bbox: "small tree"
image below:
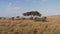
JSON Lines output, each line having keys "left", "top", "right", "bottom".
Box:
{"left": 23, "top": 11, "right": 41, "bottom": 20}
{"left": 23, "top": 11, "right": 41, "bottom": 16}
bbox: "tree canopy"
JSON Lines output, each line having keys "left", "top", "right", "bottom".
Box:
{"left": 23, "top": 11, "right": 41, "bottom": 17}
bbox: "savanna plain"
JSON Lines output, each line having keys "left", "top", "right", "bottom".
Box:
{"left": 0, "top": 16, "right": 60, "bottom": 34}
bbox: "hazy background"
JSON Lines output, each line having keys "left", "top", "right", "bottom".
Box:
{"left": 0, "top": 0, "right": 60, "bottom": 17}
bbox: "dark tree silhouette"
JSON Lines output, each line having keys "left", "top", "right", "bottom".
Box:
{"left": 23, "top": 11, "right": 41, "bottom": 20}
{"left": 23, "top": 11, "right": 41, "bottom": 17}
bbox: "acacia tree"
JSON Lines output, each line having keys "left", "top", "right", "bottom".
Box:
{"left": 23, "top": 11, "right": 41, "bottom": 16}
{"left": 23, "top": 11, "right": 41, "bottom": 19}
{"left": 30, "top": 11, "right": 41, "bottom": 16}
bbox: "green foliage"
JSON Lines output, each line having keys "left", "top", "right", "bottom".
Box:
{"left": 23, "top": 11, "right": 41, "bottom": 17}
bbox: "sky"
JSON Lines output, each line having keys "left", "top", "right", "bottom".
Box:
{"left": 0, "top": 0, "right": 60, "bottom": 17}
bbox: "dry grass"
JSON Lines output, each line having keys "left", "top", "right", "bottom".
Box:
{"left": 0, "top": 16, "right": 60, "bottom": 34}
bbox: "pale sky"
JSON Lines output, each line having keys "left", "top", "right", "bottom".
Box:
{"left": 0, "top": 0, "right": 60, "bottom": 17}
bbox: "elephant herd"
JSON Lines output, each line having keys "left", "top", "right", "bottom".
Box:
{"left": 33, "top": 17, "right": 47, "bottom": 22}
{"left": 0, "top": 16, "right": 47, "bottom": 22}
{"left": 21, "top": 16, "right": 47, "bottom": 22}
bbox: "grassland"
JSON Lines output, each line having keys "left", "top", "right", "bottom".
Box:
{"left": 0, "top": 16, "right": 60, "bottom": 34}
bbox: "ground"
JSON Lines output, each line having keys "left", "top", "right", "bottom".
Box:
{"left": 0, "top": 16, "right": 60, "bottom": 34}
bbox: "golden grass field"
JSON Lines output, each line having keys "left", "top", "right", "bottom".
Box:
{"left": 0, "top": 16, "right": 60, "bottom": 34}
